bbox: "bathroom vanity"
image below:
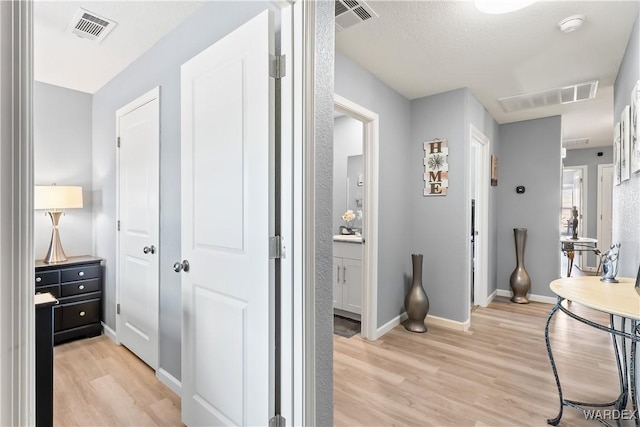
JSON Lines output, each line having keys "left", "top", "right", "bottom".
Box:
{"left": 333, "top": 235, "right": 363, "bottom": 318}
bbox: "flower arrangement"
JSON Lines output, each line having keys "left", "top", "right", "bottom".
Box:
{"left": 342, "top": 209, "right": 356, "bottom": 228}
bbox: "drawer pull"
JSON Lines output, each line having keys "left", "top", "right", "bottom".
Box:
{"left": 79, "top": 311, "right": 86, "bottom": 317}
{"left": 78, "top": 271, "right": 85, "bottom": 277}
{"left": 36, "top": 277, "right": 41, "bottom": 283}
{"left": 78, "top": 285, "right": 85, "bottom": 290}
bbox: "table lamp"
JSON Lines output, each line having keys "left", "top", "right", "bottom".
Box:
{"left": 34, "top": 185, "right": 83, "bottom": 263}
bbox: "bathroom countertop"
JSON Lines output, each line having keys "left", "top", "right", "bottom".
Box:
{"left": 333, "top": 235, "right": 363, "bottom": 243}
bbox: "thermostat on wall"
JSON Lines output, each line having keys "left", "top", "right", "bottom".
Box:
{"left": 516, "top": 186, "right": 525, "bottom": 194}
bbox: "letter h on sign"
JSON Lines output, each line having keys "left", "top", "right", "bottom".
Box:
{"left": 423, "top": 139, "right": 448, "bottom": 196}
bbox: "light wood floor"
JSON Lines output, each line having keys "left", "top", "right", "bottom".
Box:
{"left": 54, "top": 336, "right": 183, "bottom": 426}
{"left": 334, "top": 297, "right": 633, "bottom": 426}
{"left": 54, "top": 297, "right": 629, "bottom": 426}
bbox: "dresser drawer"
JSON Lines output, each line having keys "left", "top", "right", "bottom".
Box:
{"left": 60, "top": 279, "right": 100, "bottom": 298}
{"left": 36, "top": 285, "right": 60, "bottom": 299}
{"left": 60, "top": 299, "right": 100, "bottom": 330}
{"left": 35, "top": 271, "right": 59, "bottom": 286}
{"left": 61, "top": 265, "right": 100, "bottom": 283}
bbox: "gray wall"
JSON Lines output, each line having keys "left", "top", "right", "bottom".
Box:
{"left": 333, "top": 116, "right": 363, "bottom": 234}
{"left": 34, "top": 82, "right": 93, "bottom": 260}
{"left": 92, "top": 1, "right": 280, "bottom": 382}
{"left": 334, "top": 52, "right": 412, "bottom": 328}
{"left": 563, "top": 147, "right": 614, "bottom": 266}
{"left": 497, "top": 117, "right": 562, "bottom": 297}
{"left": 613, "top": 11, "right": 640, "bottom": 277}
{"left": 410, "top": 89, "right": 469, "bottom": 322}
{"left": 466, "top": 90, "right": 501, "bottom": 298}
{"left": 314, "top": 1, "right": 335, "bottom": 424}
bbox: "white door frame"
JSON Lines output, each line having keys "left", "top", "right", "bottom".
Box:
{"left": 114, "top": 87, "right": 160, "bottom": 364}
{"left": 597, "top": 163, "right": 614, "bottom": 259}
{"left": 333, "top": 94, "right": 379, "bottom": 341}
{"left": 563, "top": 165, "right": 588, "bottom": 268}
{"left": 468, "top": 125, "right": 489, "bottom": 308}
{"left": 0, "top": 0, "right": 35, "bottom": 424}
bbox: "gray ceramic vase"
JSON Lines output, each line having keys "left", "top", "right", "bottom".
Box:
{"left": 510, "top": 228, "right": 531, "bottom": 304}
{"left": 404, "top": 254, "right": 429, "bottom": 333}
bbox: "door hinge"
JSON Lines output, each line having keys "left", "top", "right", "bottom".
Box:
{"left": 269, "top": 236, "right": 285, "bottom": 259}
{"left": 117, "top": 303, "right": 120, "bottom": 315}
{"left": 117, "top": 136, "right": 121, "bottom": 148}
{"left": 269, "top": 415, "right": 286, "bottom": 427}
{"left": 269, "top": 54, "right": 286, "bottom": 79}
{"left": 117, "top": 220, "right": 120, "bottom": 231}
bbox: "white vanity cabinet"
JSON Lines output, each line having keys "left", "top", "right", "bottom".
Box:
{"left": 333, "top": 239, "right": 363, "bottom": 315}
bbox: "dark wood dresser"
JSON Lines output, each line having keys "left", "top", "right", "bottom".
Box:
{"left": 35, "top": 256, "right": 103, "bottom": 345}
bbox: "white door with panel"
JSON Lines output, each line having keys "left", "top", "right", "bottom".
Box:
{"left": 116, "top": 87, "right": 160, "bottom": 370}
{"left": 180, "top": 10, "right": 274, "bottom": 427}
{"left": 333, "top": 242, "right": 362, "bottom": 315}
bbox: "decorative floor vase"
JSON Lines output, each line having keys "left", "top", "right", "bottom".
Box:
{"left": 510, "top": 228, "right": 531, "bottom": 304}
{"left": 404, "top": 254, "right": 429, "bottom": 333}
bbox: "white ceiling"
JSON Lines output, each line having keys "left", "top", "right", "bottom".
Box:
{"left": 34, "top": 1, "right": 639, "bottom": 149}
{"left": 336, "top": 1, "right": 640, "bottom": 149}
{"left": 34, "top": 1, "right": 204, "bottom": 94}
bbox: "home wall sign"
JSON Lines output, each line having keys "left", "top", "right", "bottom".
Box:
{"left": 423, "top": 138, "right": 448, "bottom": 196}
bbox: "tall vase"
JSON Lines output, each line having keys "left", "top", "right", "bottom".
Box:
{"left": 510, "top": 228, "right": 531, "bottom": 304}
{"left": 404, "top": 254, "right": 429, "bottom": 333}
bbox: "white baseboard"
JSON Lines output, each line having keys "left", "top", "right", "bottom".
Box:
{"left": 486, "top": 290, "right": 497, "bottom": 305}
{"left": 376, "top": 311, "right": 472, "bottom": 339}
{"left": 375, "top": 312, "right": 408, "bottom": 339}
{"left": 426, "top": 313, "right": 470, "bottom": 332}
{"left": 101, "top": 322, "right": 119, "bottom": 344}
{"left": 496, "top": 289, "right": 557, "bottom": 304}
{"left": 157, "top": 368, "right": 182, "bottom": 397}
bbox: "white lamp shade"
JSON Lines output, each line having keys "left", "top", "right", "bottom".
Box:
{"left": 34, "top": 186, "right": 83, "bottom": 210}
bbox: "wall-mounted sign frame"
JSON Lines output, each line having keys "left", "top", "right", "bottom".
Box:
{"left": 423, "top": 139, "right": 448, "bottom": 196}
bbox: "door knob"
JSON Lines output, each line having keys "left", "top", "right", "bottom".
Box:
{"left": 143, "top": 245, "right": 156, "bottom": 254}
{"left": 173, "top": 260, "right": 190, "bottom": 273}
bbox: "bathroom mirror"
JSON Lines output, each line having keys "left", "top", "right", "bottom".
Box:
{"left": 346, "top": 154, "right": 363, "bottom": 230}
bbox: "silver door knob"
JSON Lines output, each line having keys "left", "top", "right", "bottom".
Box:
{"left": 173, "top": 260, "right": 190, "bottom": 273}
{"left": 143, "top": 245, "right": 156, "bottom": 254}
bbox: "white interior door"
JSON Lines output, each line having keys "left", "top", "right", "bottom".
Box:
{"left": 598, "top": 164, "right": 614, "bottom": 255}
{"left": 180, "top": 10, "right": 274, "bottom": 426}
{"left": 116, "top": 87, "right": 160, "bottom": 370}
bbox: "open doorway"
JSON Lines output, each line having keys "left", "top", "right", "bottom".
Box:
{"left": 560, "top": 165, "right": 587, "bottom": 275}
{"left": 333, "top": 94, "right": 379, "bottom": 341}
{"left": 469, "top": 126, "right": 490, "bottom": 310}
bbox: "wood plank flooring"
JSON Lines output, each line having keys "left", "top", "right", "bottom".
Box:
{"left": 54, "top": 335, "right": 183, "bottom": 426}
{"left": 55, "top": 297, "right": 630, "bottom": 426}
{"left": 334, "top": 297, "right": 634, "bottom": 426}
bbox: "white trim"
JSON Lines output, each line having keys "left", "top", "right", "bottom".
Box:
{"left": 597, "top": 163, "right": 614, "bottom": 262}
{"left": 115, "top": 86, "right": 160, "bottom": 369}
{"left": 563, "top": 164, "right": 590, "bottom": 269}
{"left": 426, "top": 314, "right": 471, "bottom": 332}
{"left": 0, "top": 1, "right": 35, "bottom": 424}
{"left": 468, "top": 125, "right": 490, "bottom": 309}
{"left": 157, "top": 368, "right": 182, "bottom": 397}
{"left": 376, "top": 313, "right": 408, "bottom": 338}
{"left": 496, "top": 289, "right": 557, "bottom": 305}
{"left": 101, "top": 322, "right": 119, "bottom": 344}
{"left": 486, "top": 289, "right": 497, "bottom": 305}
{"left": 334, "top": 94, "right": 380, "bottom": 342}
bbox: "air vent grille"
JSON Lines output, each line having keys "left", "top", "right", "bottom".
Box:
{"left": 67, "top": 8, "right": 117, "bottom": 43}
{"left": 563, "top": 138, "right": 590, "bottom": 148}
{"left": 498, "top": 80, "right": 599, "bottom": 113}
{"left": 335, "top": 0, "right": 378, "bottom": 32}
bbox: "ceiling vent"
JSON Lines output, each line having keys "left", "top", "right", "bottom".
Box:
{"left": 563, "top": 138, "right": 590, "bottom": 148}
{"left": 335, "top": 0, "right": 379, "bottom": 32}
{"left": 498, "top": 80, "right": 599, "bottom": 113}
{"left": 67, "top": 8, "right": 117, "bottom": 43}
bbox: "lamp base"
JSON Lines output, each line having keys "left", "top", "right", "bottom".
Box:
{"left": 43, "top": 211, "right": 68, "bottom": 264}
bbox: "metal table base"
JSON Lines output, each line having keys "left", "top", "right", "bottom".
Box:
{"left": 545, "top": 296, "right": 639, "bottom": 426}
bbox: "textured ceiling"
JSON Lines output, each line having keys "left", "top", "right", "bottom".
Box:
{"left": 336, "top": 0, "right": 640, "bottom": 149}
{"left": 35, "top": 1, "right": 205, "bottom": 94}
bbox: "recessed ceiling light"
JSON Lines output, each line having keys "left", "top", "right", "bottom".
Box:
{"left": 474, "top": 0, "right": 536, "bottom": 14}
{"left": 559, "top": 15, "right": 585, "bottom": 33}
